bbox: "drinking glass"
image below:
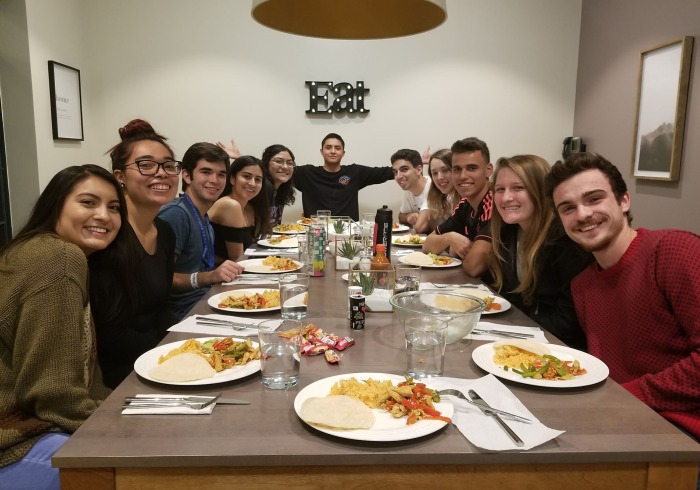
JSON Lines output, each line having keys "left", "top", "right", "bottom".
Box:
{"left": 279, "top": 272, "right": 309, "bottom": 319}
{"left": 258, "top": 319, "right": 302, "bottom": 389}
{"left": 394, "top": 264, "right": 421, "bottom": 294}
{"left": 404, "top": 317, "right": 447, "bottom": 378}
{"left": 361, "top": 212, "right": 375, "bottom": 253}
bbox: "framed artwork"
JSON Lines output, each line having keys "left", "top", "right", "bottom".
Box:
{"left": 48, "top": 61, "right": 84, "bottom": 141}
{"left": 631, "top": 36, "right": 693, "bottom": 181}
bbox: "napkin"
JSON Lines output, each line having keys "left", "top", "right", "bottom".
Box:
{"left": 429, "top": 375, "right": 564, "bottom": 450}
{"left": 222, "top": 276, "right": 279, "bottom": 286}
{"left": 121, "top": 394, "right": 215, "bottom": 415}
{"left": 244, "top": 247, "right": 298, "bottom": 257}
{"left": 466, "top": 321, "right": 548, "bottom": 342}
{"left": 168, "top": 314, "right": 278, "bottom": 336}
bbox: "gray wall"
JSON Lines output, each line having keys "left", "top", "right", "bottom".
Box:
{"left": 575, "top": 0, "right": 699, "bottom": 232}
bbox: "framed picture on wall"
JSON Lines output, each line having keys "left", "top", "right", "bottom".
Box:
{"left": 631, "top": 37, "right": 693, "bottom": 181}
{"left": 48, "top": 61, "right": 84, "bottom": 141}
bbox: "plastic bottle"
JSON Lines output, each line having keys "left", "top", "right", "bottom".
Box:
{"left": 371, "top": 244, "right": 390, "bottom": 270}
{"left": 373, "top": 205, "right": 392, "bottom": 257}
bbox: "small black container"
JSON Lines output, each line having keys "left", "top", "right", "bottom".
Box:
{"left": 373, "top": 205, "right": 392, "bottom": 257}
{"left": 350, "top": 293, "right": 366, "bottom": 330}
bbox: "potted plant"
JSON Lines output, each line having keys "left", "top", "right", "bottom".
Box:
{"left": 335, "top": 238, "right": 361, "bottom": 270}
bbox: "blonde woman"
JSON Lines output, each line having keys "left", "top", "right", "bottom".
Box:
{"left": 488, "top": 154, "right": 593, "bottom": 350}
{"left": 414, "top": 149, "right": 460, "bottom": 234}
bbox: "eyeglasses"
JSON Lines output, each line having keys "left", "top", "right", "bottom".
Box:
{"left": 270, "top": 158, "right": 295, "bottom": 168}
{"left": 126, "top": 159, "right": 182, "bottom": 176}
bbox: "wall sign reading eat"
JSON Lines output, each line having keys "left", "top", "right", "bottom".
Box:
{"left": 305, "top": 81, "right": 369, "bottom": 115}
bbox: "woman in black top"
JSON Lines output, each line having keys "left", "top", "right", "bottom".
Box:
{"left": 92, "top": 119, "right": 179, "bottom": 388}
{"left": 209, "top": 156, "right": 271, "bottom": 261}
{"left": 261, "top": 144, "right": 296, "bottom": 226}
{"left": 486, "top": 154, "right": 593, "bottom": 351}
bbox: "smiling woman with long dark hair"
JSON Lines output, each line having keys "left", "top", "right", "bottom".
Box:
{"left": 0, "top": 164, "right": 131, "bottom": 489}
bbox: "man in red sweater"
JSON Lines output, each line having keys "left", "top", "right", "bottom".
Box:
{"left": 546, "top": 152, "right": 700, "bottom": 448}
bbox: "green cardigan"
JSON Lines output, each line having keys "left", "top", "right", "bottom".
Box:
{"left": 0, "top": 234, "right": 111, "bottom": 467}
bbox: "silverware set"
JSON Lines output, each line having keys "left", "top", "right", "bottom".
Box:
{"left": 122, "top": 394, "right": 251, "bottom": 410}
{"left": 195, "top": 316, "right": 264, "bottom": 330}
{"left": 437, "top": 389, "right": 531, "bottom": 424}
{"left": 471, "top": 328, "right": 535, "bottom": 339}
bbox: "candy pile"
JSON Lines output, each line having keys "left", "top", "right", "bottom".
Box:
{"left": 300, "top": 324, "right": 355, "bottom": 364}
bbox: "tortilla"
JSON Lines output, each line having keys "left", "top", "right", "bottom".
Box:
{"left": 492, "top": 339, "right": 552, "bottom": 357}
{"left": 403, "top": 251, "right": 433, "bottom": 266}
{"left": 299, "top": 395, "right": 375, "bottom": 430}
{"left": 148, "top": 352, "right": 216, "bottom": 382}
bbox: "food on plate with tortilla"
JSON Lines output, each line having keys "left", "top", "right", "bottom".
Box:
{"left": 299, "top": 395, "right": 375, "bottom": 430}
{"left": 492, "top": 339, "right": 587, "bottom": 381}
{"left": 150, "top": 337, "right": 260, "bottom": 382}
{"left": 273, "top": 223, "right": 307, "bottom": 233}
{"left": 267, "top": 234, "right": 293, "bottom": 245}
{"left": 262, "top": 255, "right": 299, "bottom": 270}
{"left": 403, "top": 251, "right": 452, "bottom": 266}
{"left": 329, "top": 377, "right": 451, "bottom": 425}
{"left": 393, "top": 234, "right": 425, "bottom": 245}
{"left": 455, "top": 288, "right": 501, "bottom": 312}
{"left": 218, "top": 290, "right": 280, "bottom": 309}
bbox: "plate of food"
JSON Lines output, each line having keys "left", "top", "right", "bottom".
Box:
{"left": 208, "top": 288, "right": 281, "bottom": 313}
{"left": 258, "top": 235, "right": 299, "bottom": 248}
{"left": 399, "top": 252, "right": 462, "bottom": 268}
{"left": 392, "top": 234, "right": 426, "bottom": 247}
{"left": 297, "top": 217, "right": 319, "bottom": 226}
{"left": 392, "top": 223, "right": 410, "bottom": 233}
{"left": 294, "top": 373, "right": 453, "bottom": 442}
{"left": 238, "top": 257, "right": 302, "bottom": 273}
{"left": 472, "top": 340, "right": 609, "bottom": 388}
{"left": 453, "top": 288, "right": 511, "bottom": 314}
{"left": 271, "top": 223, "right": 307, "bottom": 234}
{"left": 134, "top": 337, "right": 261, "bottom": 385}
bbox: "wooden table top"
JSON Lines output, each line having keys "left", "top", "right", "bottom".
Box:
{"left": 53, "top": 257, "right": 700, "bottom": 471}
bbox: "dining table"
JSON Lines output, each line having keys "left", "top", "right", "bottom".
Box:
{"left": 53, "top": 246, "right": 700, "bottom": 490}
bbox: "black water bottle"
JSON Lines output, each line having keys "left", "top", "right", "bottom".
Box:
{"left": 373, "top": 205, "right": 392, "bottom": 257}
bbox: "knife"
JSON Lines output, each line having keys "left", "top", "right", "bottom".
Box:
{"left": 468, "top": 389, "right": 524, "bottom": 447}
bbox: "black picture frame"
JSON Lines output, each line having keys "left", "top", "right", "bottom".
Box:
{"left": 48, "top": 61, "right": 84, "bottom": 141}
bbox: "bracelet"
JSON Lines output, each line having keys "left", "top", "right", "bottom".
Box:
{"left": 190, "top": 272, "right": 200, "bottom": 290}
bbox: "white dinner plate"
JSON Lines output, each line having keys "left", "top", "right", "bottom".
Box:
{"left": 294, "top": 373, "right": 453, "bottom": 442}
{"left": 398, "top": 255, "right": 462, "bottom": 268}
{"left": 134, "top": 337, "right": 261, "bottom": 386}
{"left": 472, "top": 343, "right": 609, "bottom": 388}
{"left": 392, "top": 235, "right": 426, "bottom": 247}
{"left": 258, "top": 236, "right": 299, "bottom": 248}
{"left": 207, "top": 289, "right": 281, "bottom": 313}
{"left": 238, "top": 258, "right": 302, "bottom": 274}
{"left": 452, "top": 289, "right": 512, "bottom": 315}
{"left": 392, "top": 224, "right": 410, "bottom": 233}
{"left": 271, "top": 224, "right": 307, "bottom": 235}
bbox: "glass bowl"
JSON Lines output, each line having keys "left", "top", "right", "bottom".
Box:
{"left": 390, "top": 290, "right": 487, "bottom": 344}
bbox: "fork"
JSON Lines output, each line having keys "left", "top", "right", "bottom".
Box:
{"left": 471, "top": 329, "right": 535, "bottom": 340}
{"left": 195, "top": 316, "right": 264, "bottom": 330}
{"left": 437, "top": 389, "right": 531, "bottom": 423}
{"left": 430, "top": 283, "right": 481, "bottom": 289}
{"left": 123, "top": 394, "right": 222, "bottom": 410}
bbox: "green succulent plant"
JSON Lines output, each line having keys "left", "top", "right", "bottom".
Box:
{"left": 333, "top": 219, "right": 346, "bottom": 234}
{"left": 353, "top": 272, "right": 376, "bottom": 296}
{"left": 337, "top": 239, "right": 359, "bottom": 259}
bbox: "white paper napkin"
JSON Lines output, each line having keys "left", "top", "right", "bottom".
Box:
{"left": 222, "top": 277, "right": 279, "bottom": 286}
{"left": 168, "top": 314, "right": 279, "bottom": 336}
{"left": 429, "top": 375, "right": 564, "bottom": 450}
{"left": 244, "top": 247, "right": 298, "bottom": 257}
{"left": 466, "top": 321, "right": 548, "bottom": 342}
{"left": 121, "top": 394, "right": 215, "bottom": 415}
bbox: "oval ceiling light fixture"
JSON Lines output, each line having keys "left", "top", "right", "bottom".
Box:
{"left": 251, "top": 0, "right": 447, "bottom": 40}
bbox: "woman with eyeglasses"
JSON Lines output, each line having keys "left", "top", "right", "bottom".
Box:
{"left": 93, "top": 119, "right": 180, "bottom": 388}
{"left": 261, "top": 144, "right": 296, "bottom": 226}
{"left": 209, "top": 156, "right": 271, "bottom": 261}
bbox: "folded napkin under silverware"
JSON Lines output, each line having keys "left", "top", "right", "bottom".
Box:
{"left": 194, "top": 316, "right": 263, "bottom": 330}
{"left": 437, "top": 389, "right": 531, "bottom": 423}
{"left": 468, "top": 389, "right": 524, "bottom": 447}
{"left": 472, "top": 329, "right": 535, "bottom": 339}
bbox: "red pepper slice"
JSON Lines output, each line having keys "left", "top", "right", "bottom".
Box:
{"left": 401, "top": 398, "right": 420, "bottom": 410}
{"left": 417, "top": 402, "right": 440, "bottom": 417}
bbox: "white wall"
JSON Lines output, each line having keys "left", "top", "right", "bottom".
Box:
{"left": 6, "top": 0, "right": 582, "bottom": 227}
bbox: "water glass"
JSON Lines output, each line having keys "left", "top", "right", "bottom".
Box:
{"left": 395, "top": 264, "right": 421, "bottom": 294}
{"left": 361, "top": 212, "right": 375, "bottom": 252}
{"left": 279, "top": 272, "right": 309, "bottom": 319}
{"left": 258, "top": 319, "right": 302, "bottom": 389}
{"left": 404, "top": 317, "right": 447, "bottom": 379}
{"left": 296, "top": 233, "right": 309, "bottom": 269}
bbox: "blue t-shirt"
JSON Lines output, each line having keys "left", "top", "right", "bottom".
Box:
{"left": 158, "top": 196, "right": 214, "bottom": 320}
